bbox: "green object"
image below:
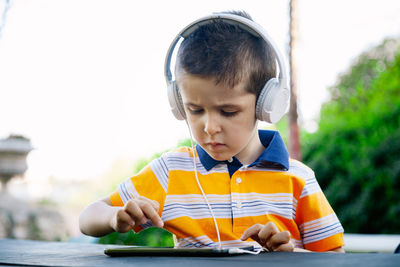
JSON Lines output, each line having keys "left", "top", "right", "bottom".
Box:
{"left": 98, "top": 227, "right": 174, "bottom": 247}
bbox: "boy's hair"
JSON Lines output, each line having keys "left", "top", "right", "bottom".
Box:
{"left": 176, "top": 10, "right": 276, "bottom": 98}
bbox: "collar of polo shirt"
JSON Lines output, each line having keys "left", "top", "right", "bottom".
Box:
{"left": 196, "top": 130, "right": 289, "bottom": 177}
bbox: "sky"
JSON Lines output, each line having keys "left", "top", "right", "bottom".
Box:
{"left": 1, "top": 0, "right": 400, "bottom": 183}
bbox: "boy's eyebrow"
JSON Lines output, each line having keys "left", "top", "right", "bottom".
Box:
{"left": 185, "top": 102, "right": 241, "bottom": 109}
{"left": 217, "top": 104, "right": 241, "bottom": 109}
{"left": 185, "top": 102, "right": 201, "bottom": 107}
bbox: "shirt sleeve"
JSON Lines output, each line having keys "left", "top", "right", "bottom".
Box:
{"left": 294, "top": 172, "right": 345, "bottom": 252}
{"left": 109, "top": 154, "right": 169, "bottom": 232}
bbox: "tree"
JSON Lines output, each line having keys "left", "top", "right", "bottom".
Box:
{"left": 302, "top": 38, "right": 400, "bottom": 233}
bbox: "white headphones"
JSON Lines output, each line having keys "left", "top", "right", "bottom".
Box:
{"left": 164, "top": 13, "right": 290, "bottom": 124}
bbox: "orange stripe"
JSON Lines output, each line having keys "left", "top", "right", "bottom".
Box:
{"left": 109, "top": 191, "right": 123, "bottom": 206}
{"left": 305, "top": 233, "right": 345, "bottom": 252}
{"left": 295, "top": 192, "right": 334, "bottom": 223}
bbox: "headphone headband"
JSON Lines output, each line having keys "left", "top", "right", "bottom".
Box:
{"left": 165, "top": 13, "right": 288, "bottom": 90}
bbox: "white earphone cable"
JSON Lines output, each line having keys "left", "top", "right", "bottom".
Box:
{"left": 228, "top": 248, "right": 263, "bottom": 255}
{"left": 185, "top": 121, "right": 222, "bottom": 250}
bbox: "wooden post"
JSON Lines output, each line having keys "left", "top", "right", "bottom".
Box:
{"left": 289, "top": 0, "right": 302, "bottom": 160}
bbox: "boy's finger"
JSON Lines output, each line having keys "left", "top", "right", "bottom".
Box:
{"left": 273, "top": 240, "right": 294, "bottom": 252}
{"left": 115, "top": 209, "right": 135, "bottom": 232}
{"left": 117, "top": 209, "right": 135, "bottom": 226}
{"left": 240, "top": 224, "right": 263, "bottom": 241}
{"left": 138, "top": 196, "right": 160, "bottom": 212}
{"left": 270, "top": 231, "right": 291, "bottom": 250}
{"left": 125, "top": 200, "right": 146, "bottom": 224}
{"left": 152, "top": 200, "right": 160, "bottom": 211}
{"left": 139, "top": 200, "right": 164, "bottom": 228}
{"left": 258, "top": 222, "right": 280, "bottom": 245}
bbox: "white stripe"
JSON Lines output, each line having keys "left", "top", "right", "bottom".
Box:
{"left": 303, "top": 223, "right": 344, "bottom": 244}
{"left": 150, "top": 156, "right": 169, "bottom": 192}
{"left": 117, "top": 183, "right": 129, "bottom": 204}
{"left": 165, "top": 194, "right": 231, "bottom": 202}
{"left": 300, "top": 213, "right": 344, "bottom": 244}
{"left": 166, "top": 151, "right": 228, "bottom": 175}
{"left": 231, "top": 192, "right": 295, "bottom": 201}
{"left": 300, "top": 213, "right": 339, "bottom": 232}
{"left": 287, "top": 160, "right": 322, "bottom": 198}
{"left": 176, "top": 235, "right": 261, "bottom": 249}
{"left": 163, "top": 195, "right": 232, "bottom": 221}
{"left": 232, "top": 192, "right": 295, "bottom": 220}
{"left": 162, "top": 193, "right": 296, "bottom": 221}
{"left": 118, "top": 179, "right": 140, "bottom": 204}
{"left": 292, "top": 197, "right": 298, "bottom": 219}
{"left": 292, "top": 238, "right": 304, "bottom": 248}
{"left": 177, "top": 235, "right": 214, "bottom": 248}
{"left": 299, "top": 176, "right": 322, "bottom": 198}
{"left": 288, "top": 160, "right": 315, "bottom": 179}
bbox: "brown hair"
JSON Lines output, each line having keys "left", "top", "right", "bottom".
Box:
{"left": 176, "top": 10, "right": 276, "bottom": 98}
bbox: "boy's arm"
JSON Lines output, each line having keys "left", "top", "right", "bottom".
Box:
{"left": 79, "top": 197, "right": 122, "bottom": 237}
{"left": 79, "top": 196, "right": 163, "bottom": 237}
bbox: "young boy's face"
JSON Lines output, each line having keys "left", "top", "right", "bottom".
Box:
{"left": 177, "top": 73, "right": 261, "bottom": 164}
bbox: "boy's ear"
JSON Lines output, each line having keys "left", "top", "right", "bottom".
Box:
{"left": 167, "top": 82, "right": 186, "bottom": 120}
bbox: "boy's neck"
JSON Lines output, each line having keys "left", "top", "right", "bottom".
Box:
{"left": 235, "top": 129, "right": 264, "bottom": 166}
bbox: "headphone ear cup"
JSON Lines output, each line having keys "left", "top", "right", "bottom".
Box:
{"left": 167, "top": 82, "right": 186, "bottom": 120}
{"left": 256, "top": 78, "right": 290, "bottom": 123}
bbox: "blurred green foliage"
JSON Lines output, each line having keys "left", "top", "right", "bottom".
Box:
{"left": 98, "top": 227, "right": 174, "bottom": 247}
{"left": 302, "top": 38, "right": 400, "bottom": 233}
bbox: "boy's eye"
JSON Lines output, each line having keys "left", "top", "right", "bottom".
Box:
{"left": 221, "top": 110, "right": 238, "bottom": 117}
{"left": 188, "top": 108, "right": 204, "bottom": 115}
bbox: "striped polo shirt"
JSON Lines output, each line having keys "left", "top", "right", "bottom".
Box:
{"left": 109, "top": 130, "right": 344, "bottom": 252}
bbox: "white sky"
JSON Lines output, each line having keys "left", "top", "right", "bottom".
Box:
{"left": 1, "top": 0, "right": 400, "bottom": 182}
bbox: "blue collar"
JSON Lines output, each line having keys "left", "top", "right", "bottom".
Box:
{"left": 196, "top": 130, "right": 289, "bottom": 177}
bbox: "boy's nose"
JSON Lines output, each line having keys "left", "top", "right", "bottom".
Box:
{"left": 204, "top": 114, "right": 221, "bottom": 136}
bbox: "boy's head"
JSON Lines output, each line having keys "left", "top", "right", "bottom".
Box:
{"left": 175, "top": 10, "right": 276, "bottom": 99}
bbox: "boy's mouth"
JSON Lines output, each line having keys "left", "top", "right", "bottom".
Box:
{"left": 206, "top": 142, "right": 226, "bottom": 150}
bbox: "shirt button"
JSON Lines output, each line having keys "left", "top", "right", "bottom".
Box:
{"left": 236, "top": 177, "right": 242, "bottom": 184}
{"left": 237, "top": 202, "right": 242, "bottom": 209}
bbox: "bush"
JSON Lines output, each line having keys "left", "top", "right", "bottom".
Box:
{"left": 302, "top": 39, "right": 400, "bottom": 233}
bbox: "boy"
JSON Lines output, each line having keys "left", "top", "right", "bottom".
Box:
{"left": 79, "top": 11, "right": 344, "bottom": 252}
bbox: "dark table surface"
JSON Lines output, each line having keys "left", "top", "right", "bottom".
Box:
{"left": 0, "top": 238, "right": 399, "bottom": 267}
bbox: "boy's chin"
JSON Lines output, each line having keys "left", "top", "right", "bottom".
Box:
{"left": 208, "top": 152, "right": 233, "bottom": 162}
{"left": 199, "top": 145, "right": 235, "bottom": 161}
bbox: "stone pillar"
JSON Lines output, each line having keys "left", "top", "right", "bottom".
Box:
{"left": 0, "top": 135, "right": 33, "bottom": 191}
{"left": 0, "top": 135, "right": 69, "bottom": 241}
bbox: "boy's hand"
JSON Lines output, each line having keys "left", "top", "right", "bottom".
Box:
{"left": 240, "top": 222, "right": 294, "bottom": 252}
{"left": 110, "top": 196, "right": 164, "bottom": 233}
